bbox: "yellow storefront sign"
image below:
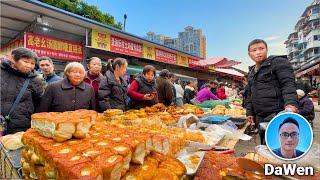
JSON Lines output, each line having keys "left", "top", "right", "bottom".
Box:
{"left": 143, "top": 44, "right": 155, "bottom": 60}
{"left": 177, "top": 54, "right": 189, "bottom": 67}
{"left": 91, "top": 29, "right": 110, "bottom": 51}
{"left": 208, "top": 66, "right": 215, "bottom": 71}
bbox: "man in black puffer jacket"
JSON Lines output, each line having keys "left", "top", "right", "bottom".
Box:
{"left": 246, "top": 39, "right": 298, "bottom": 144}
{"left": 1, "top": 48, "right": 44, "bottom": 134}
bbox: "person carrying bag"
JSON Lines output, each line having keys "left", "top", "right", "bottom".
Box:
{"left": 0, "top": 78, "right": 30, "bottom": 136}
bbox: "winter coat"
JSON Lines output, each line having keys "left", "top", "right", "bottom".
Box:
{"left": 246, "top": 56, "right": 298, "bottom": 118}
{"left": 298, "top": 96, "right": 315, "bottom": 121}
{"left": 98, "top": 71, "right": 128, "bottom": 111}
{"left": 128, "top": 75, "right": 158, "bottom": 109}
{"left": 174, "top": 83, "right": 184, "bottom": 99}
{"left": 217, "top": 87, "right": 227, "bottom": 100}
{"left": 242, "top": 84, "right": 249, "bottom": 108}
{"left": 84, "top": 72, "right": 104, "bottom": 98}
{"left": 156, "top": 76, "right": 174, "bottom": 106}
{"left": 184, "top": 86, "right": 196, "bottom": 104}
{"left": 45, "top": 73, "right": 62, "bottom": 84}
{"left": 37, "top": 78, "right": 96, "bottom": 112}
{"left": 1, "top": 61, "right": 44, "bottom": 134}
{"left": 196, "top": 87, "right": 219, "bottom": 103}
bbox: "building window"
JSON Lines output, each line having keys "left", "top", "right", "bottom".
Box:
{"left": 190, "top": 44, "right": 194, "bottom": 53}
{"left": 312, "top": 6, "right": 320, "bottom": 14}
{"left": 314, "top": 35, "right": 320, "bottom": 41}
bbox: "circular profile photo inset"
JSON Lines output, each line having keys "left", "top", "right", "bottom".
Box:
{"left": 265, "top": 112, "right": 313, "bottom": 161}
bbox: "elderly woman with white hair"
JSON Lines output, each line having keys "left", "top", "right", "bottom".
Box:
{"left": 37, "top": 62, "right": 96, "bottom": 112}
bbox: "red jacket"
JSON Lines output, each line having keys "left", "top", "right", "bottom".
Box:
{"left": 217, "top": 87, "right": 227, "bottom": 100}
{"left": 128, "top": 78, "right": 158, "bottom": 108}
{"left": 128, "top": 80, "right": 145, "bottom": 100}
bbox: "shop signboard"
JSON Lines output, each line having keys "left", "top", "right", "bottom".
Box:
{"left": 110, "top": 35, "right": 143, "bottom": 57}
{"left": 155, "top": 48, "right": 177, "bottom": 65}
{"left": 188, "top": 57, "right": 200, "bottom": 69}
{"left": 91, "top": 29, "right": 110, "bottom": 51}
{"left": 0, "top": 38, "right": 24, "bottom": 56}
{"left": 208, "top": 66, "right": 215, "bottom": 71}
{"left": 143, "top": 44, "right": 155, "bottom": 60}
{"left": 177, "top": 53, "right": 189, "bottom": 67}
{"left": 26, "top": 32, "right": 83, "bottom": 61}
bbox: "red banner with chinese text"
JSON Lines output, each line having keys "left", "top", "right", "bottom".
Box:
{"left": 110, "top": 35, "right": 143, "bottom": 57}
{"left": 188, "top": 57, "right": 200, "bottom": 69}
{"left": 155, "top": 48, "right": 177, "bottom": 65}
{"left": 25, "top": 32, "right": 83, "bottom": 61}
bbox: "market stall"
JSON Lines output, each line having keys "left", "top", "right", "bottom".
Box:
{"left": 1, "top": 103, "right": 318, "bottom": 179}
{"left": 0, "top": 103, "right": 248, "bottom": 179}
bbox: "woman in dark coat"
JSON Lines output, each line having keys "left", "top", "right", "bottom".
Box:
{"left": 37, "top": 62, "right": 96, "bottom": 112}
{"left": 98, "top": 58, "right": 128, "bottom": 111}
{"left": 128, "top": 65, "right": 158, "bottom": 109}
{"left": 183, "top": 81, "right": 197, "bottom": 104}
{"left": 1, "top": 48, "right": 44, "bottom": 134}
{"left": 296, "top": 89, "right": 315, "bottom": 127}
{"left": 155, "top": 69, "right": 174, "bottom": 106}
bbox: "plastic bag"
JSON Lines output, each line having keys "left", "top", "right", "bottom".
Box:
{"left": 196, "top": 100, "right": 230, "bottom": 109}
{"left": 206, "top": 124, "right": 252, "bottom": 141}
{"left": 200, "top": 116, "right": 230, "bottom": 124}
{"left": 177, "top": 114, "right": 199, "bottom": 129}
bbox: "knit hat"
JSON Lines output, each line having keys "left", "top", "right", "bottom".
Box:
{"left": 296, "top": 89, "right": 305, "bottom": 97}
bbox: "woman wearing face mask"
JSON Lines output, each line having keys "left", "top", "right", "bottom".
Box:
{"left": 98, "top": 58, "right": 128, "bottom": 111}
{"left": 1, "top": 47, "right": 44, "bottom": 134}
{"left": 37, "top": 62, "right": 96, "bottom": 112}
{"left": 128, "top": 65, "right": 158, "bottom": 109}
{"left": 84, "top": 57, "right": 103, "bottom": 98}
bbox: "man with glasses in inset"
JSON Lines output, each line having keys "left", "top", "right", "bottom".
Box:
{"left": 272, "top": 117, "right": 304, "bottom": 159}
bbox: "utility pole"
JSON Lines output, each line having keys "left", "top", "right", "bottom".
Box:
{"left": 123, "top": 14, "right": 127, "bottom": 31}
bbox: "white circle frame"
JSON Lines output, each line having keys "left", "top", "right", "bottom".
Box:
{"left": 265, "top": 112, "right": 314, "bottom": 161}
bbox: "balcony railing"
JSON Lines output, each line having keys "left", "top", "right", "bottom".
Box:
{"left": 304, "top": 24, "right": 320, "bottom": 36}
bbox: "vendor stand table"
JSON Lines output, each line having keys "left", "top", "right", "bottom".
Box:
{"left": 0, "top": 142, "right": 22, "bottom": 179}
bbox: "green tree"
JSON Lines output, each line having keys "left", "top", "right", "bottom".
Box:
{"left": 39, "top": 0, "right": 123, "bottom": 30}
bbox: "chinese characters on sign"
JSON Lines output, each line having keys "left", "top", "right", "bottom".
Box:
{"left": 110, "top": 35, "right": 143, "bottom": 57}
{"left": 26, "top": 32, "right": 83, "bottom": 61}
{"left": 90, "top": 29, "right": 197, "bottom": 67}
{"left": 188, "top": 58, "right": 201, "bottom": 69}
{"left": 143, "top": 44, "right": 155, "bottom": 60}
{"left": 91, "top": 29, "right": 110, "bottom": 51}
{"left": 177, "top": 54, "right": 189, "bottom": 67}
{"left": 155, "top": 48, "right": 177, "bottom": 65}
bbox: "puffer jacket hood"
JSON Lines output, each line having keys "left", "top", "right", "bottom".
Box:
{"left": 1, "top": 60, "right": 38, "bottom": 78}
